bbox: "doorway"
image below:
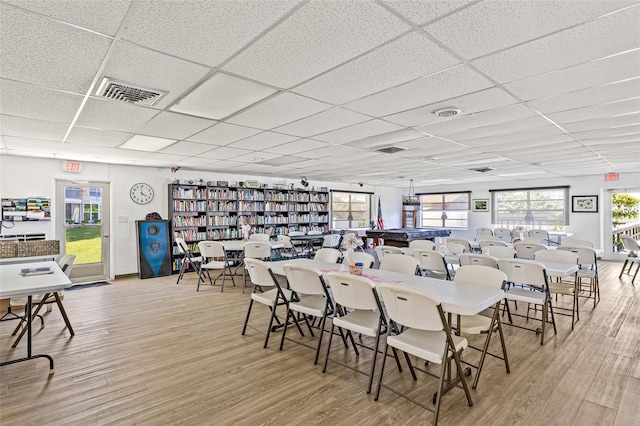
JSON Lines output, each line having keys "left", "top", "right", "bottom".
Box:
{"left": 605, "top": 188, "right": 640, "bottom": 260}
{"left": 55, "top": 180, "right": 110, "bottom": 282}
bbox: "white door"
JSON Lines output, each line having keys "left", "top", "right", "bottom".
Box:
{"left": 55, "top": 180, "right": 110, "bottom": 282}
{"left": 604, "top": 187, "right": 640, "bottom": 261}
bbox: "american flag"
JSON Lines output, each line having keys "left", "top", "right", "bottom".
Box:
{"left": 376, "top": 198, "right": 385, "bottom": 230}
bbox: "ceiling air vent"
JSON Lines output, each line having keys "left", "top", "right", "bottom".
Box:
{"left": 95, "top": 77, "right": 167, "bottom": 106}
{"left": 376, "top": 146, "right": 407, "bottom": 154}
{"left": 433, "top": 107, "right": 461, "bottom": 118}
{"left": 470, "top": 167, "right": 495, "bottom": 173}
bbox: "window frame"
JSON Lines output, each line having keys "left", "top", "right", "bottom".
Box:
{"left": 330, "top": 190, "right": 372, "bottom": 230}
{"left": 418, "top": 191, "right": 471, "bottom": 229}
{"left": 490, "top": 186, "right": 570, "bottom": 228}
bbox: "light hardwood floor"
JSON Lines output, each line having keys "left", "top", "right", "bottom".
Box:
{"left": 1, "top": 261, "right": 638, "bottom": 425}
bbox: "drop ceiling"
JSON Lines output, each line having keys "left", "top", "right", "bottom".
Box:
{"left": 1, "top": 0, "right": 639, "bottom": 187}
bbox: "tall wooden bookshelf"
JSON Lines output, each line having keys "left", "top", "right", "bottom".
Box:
{"left": 168, "top": 183, "right": 329, "bottom": 273}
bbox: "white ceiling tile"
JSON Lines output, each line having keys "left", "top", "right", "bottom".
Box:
{"left": 2, "top": 135, "right": 60, "bottom": 153}
{"left": 169, "top": 72, "right": 278, "bottom": 120}
{"left": 175, "top": 156, "right": 219, "bottom": 168}
{"left": 227, "top": 151, "right": 283, "bottom": 163}
{"left": 562, "top": 113, "right": 640, "bottom": 132}
{"left": 57, "top": 142, "right": 112, "bottom": 159}
{"left": 0, "top": 115, "right": 68, "bottom": 141}
{"left": 0, "top": 79, "right": 83, "bottom": 124}
{"left": 136, "top": 152, "right": 188, "bottom": 166}
{"left": 98, "top": 148, "right": 151, "bottom": 162}
{"left": 473, "top": 6, "right": 640, "bottom": 83}
{"left": 227, "top": 92, "right": 330, "bottom": 130}
{"left": 75, "top": 98, "right": 159, "bottom": 133}
{"left": 382, "top": 0, "right": 473, "bottom": 25}
{"left": 263, "top": 139, "right": 332, "bottom": 155}
{"left": 187, "top": 123, "right": 262, "bottom": 146}
{"left": 295, "top": 144, "right": 363, "bottom": 159}
{"left": 134, "top": 111, "right": 216, "bottom": 140}
{"left": 313, "top": 119, "right": 405, "bottom": 144}
{"left": 417, "top": 104, "right": 537, "bottom": 136}
{"left": 102, "top": 41, "right": 212, "bottom": 109}
{"left": 426, "top": 1, "right": 637, "bottom": 60}
{"left": 121, "top": 0, "right": 301, "bottom": 67}
{"left": 4, "top": 0, "right": 133, "bottom": 36}
{"left": 274, "top": 107, "right": 371, "bottom": 137}
{"left": 225, "top": 163, "right": 278, "bottom": 173}
{"left": 345, "top": 128, "right": 425, "bottom": 149}
{"left": 506, "top": 49, "right": 640, "bottom": 101}
{"left": 571, "top": 126, "right": 640, "bottom": 139}
{"left": 293, "top": 31, "right": 460, "bottom": 104}
{"left": 442, "top": 115, "right": 553, "bottom": 141}
{"left": 66, "top": 127, "right": 130, "bottom": 148}
{"left": 344, "top": 65, "right": 494, "bottom": 117}
{"left": 223, "top": 0, "right": 411, "bottom": 88}
{"left": 0, "top": 4, "right": 112, "bottom": 93}
{"left": 227, "top": 132, "right": 298, "bottom": 150}
{"left": 459, "top": 126, "right": 565, "bottom": 147}
{"left": 528, "top": 78, "right": 640, "bottom": 114}
{"left": 548, "top": 98, "right": 640, "bottom": 124}
{"left": 193, "top": 159, "right": 244, "bottom": 172}
{"left": 384, "top": 87, "right": 519, "bottom": 127}
{"left": 160, "top": 141, "right": 217, "bottom": 156}
{"left": 198, "top": 146, "right": 252, "bottom": 160}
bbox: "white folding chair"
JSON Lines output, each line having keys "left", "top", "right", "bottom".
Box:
{"left": 249, "top": 233, "right": 271, "bottom": 242}
{"left": 280, "top": 264, "right": 333, "bottom": 364}
{"left": 408, "top": 240, "right": 435, "bottom": 251}
{"left": 476, "top": 227, "right": 494, "bottom": 238}
{"left": 344, "top": 251, "right": 375, "bottom": 268}
{"left": 379, "top": 254, "right": 420, "bottom": 275}
{"left": 413, "top": 249, "right": 451, "bottom": 280}
{"left": 241, "top": 258, "right": 294, "bottom": 348}
{"left": 375, "top": 283, "right": 473, "bottom": 424}
{"left": 497, "top": 258, "right": 556, "bottom": 345}
{"left": 242, "top": 241, "right": 272, "bottom": 292}
{"left": 559, "top": 246, "right": 600, "bottom": 308}
{"left": 560, "top": 239, "right": 594, "bottom": 248}
{"left": 452, "top": 265, "right": 509, "bottom": 388}
{"left": 445, "top": 238, "right": 472, "bottom": 253}
{"left": 322, "top": 234, "right": 342, "bottom": 249}
{"left": 458, "top": 253, "right": 498, "bottom": 268}
{"left": 494, "top": 227, "right": 513, "bottom": 243}
{"left": 619, "top": 235, "right": 640, "bottom": 284}
{"left": 313, "top": 248, "right": 342, "bottom": 263}
{"left": 374, "top": 244, "right": 403, "bottom": 261}
{"left": 482, "top": 246, "right": 516, "bottom": 259}
{"left": 528, "top": 229, "right": 551, "bottom": 246}
{"left": 514, "top": 242, "right": 547, "bottom": 259}
{"left": 535, "top": 249, "right": 579, "bottom": 329}
{"left": 323, "top": 272, "right": 390, "bottom": 393}
{"left": 198, "top": 241, "right": 235, "bottom": 292}
{"left": 174, "top": 237, "right": 202, "bottom": 284}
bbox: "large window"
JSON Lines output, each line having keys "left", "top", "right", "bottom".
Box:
{"left": 331, "top": 191, "right": 371, "bottom": 230}
{"left": 420, "top": 192, "right": 470, "bottom": 229}
{"left": 491, "top": 186, "right": 569, "bottom": 228}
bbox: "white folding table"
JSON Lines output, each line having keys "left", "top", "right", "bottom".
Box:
{"left": 0, "top": 261, "right": 72, "bottom": 374}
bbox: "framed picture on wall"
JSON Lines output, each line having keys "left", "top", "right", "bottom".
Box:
{"left": 572, "top": 195, "right": 598, "bottom": 213}
{"left": 472, "top": 199, "right": 489, "bottom": 212}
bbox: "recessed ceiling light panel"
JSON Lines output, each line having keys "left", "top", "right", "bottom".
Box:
{"left": 120, "top": 135, "right": 176, "bottom": 151}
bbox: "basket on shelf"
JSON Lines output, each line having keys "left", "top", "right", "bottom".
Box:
{"left": 0, "top": 241, "right": 18, "bottom": 258}
{"left": 16, "top": 240, "right": 60, "bottom": 257}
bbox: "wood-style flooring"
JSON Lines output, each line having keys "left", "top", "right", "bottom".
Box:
{"left": 1, "top": 260, "right": 638, "bottom": 425}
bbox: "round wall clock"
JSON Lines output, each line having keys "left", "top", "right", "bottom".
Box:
{"left": 130, "top": 182, "right": 154, "bottom": 204}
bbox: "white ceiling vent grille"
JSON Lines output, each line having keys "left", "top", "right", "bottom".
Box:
{"left": 376, "top": 146, "right": 407, "bottom": 154}
{"left": 95, "top": 77, "right": 167, "bottom": 106}
{"left": 433, "top": 107, "right": 461, "bottom": 118}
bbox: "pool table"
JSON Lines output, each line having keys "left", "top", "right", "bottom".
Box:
{"left": 366, "top": 227, "right": 451, "bottom": 247}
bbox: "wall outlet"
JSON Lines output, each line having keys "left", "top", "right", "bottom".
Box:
{"left": 118, "top": 215, "right": 129, "bottom": 223}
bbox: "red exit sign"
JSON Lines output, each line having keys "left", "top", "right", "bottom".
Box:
{"left": 605, "top": 172, "right": 619, "bottom": 181}
{"left": 64, "top": 160, "right": 82, "bottom": 173}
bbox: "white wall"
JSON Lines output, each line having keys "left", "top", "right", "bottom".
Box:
{"left": 0, "top": 155, "right": 396, "bottom": 276}
{"left": 412, "top": 172, "right": 640, "bottom": 259}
